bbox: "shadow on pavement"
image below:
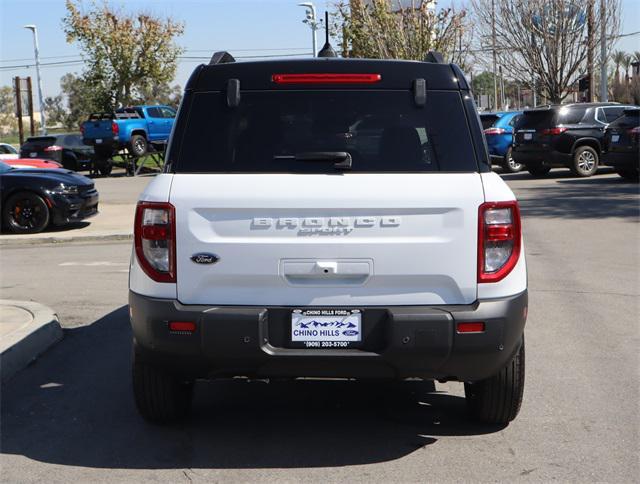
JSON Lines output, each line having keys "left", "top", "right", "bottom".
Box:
{"left": 513, "top": 174, "right": 639, "bottom": 220}
{"left": 1, "top": 306, "right": 505, "bottom": 470}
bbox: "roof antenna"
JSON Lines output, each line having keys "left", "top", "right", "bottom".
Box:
{"left": 317, "top": 11, "right": 337, "bottom": 58}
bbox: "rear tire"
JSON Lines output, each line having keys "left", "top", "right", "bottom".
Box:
{"left": 571, "top": 146, "right": 599, "bottom": 177}
{"left": 502, "top": 147, "right": 522, "bottom": 173}
{"left": 615, "top": 167, "right": 639, "bottom": 182}
{"left": 527, "top": 165, "right": 551, "bottom": 177}
{"left": 129, "top": 134, "right": 148, "bottom": 157}
{"left": 464, "top": 338, "right": 525, "bottom": 424}
{"left": 132, "top": 348, "right": 194, "bottom": 423}
{"left": 96, "top": 159, "right": 113, "bottom": 176}
{"left": 2, "top": 191, "right": 50, "bottom": 234}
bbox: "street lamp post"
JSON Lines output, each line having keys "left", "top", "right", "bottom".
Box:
{"left": 298, "top": 2, "right": 319, "bottom": 57}
{"left": 24, "top": 24, "right": 46, "bottom": 135}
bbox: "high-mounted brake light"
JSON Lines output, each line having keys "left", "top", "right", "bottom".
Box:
{"left": 483, "top": 127, "right": 506, "bottom": 135}
{"left": 134, "top": 201, "right": 176, "bottom": 283}
{"left": 271, "top": 73, "right": 382, "bottom": 84}
{"left": 542, "top": 127, "right": 568, "bottom": 135}
{"left": 112, "top": 122, "right": 120, "bottom": 136}
{"left": 478, "top": 201, "right": 521, "bottom": 283}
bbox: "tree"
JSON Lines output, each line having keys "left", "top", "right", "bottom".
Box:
{"left": 135, "top": 82, "right": 182, "bottom": 108}
{"left": 63, "top": 0, "right": 184, "bottom": 111}
{"left": 44, "top": 95, "right": 66, "bottom": 127}
{"left": 612, "top": 50, "right": 626, "bottom": 85}
{"left": 471, "top": 0, "right": 621, "bottom": 103}
{"left": 0, "top": 85, "right": 18, "bottom": 135}
{"left": 334, "top": 0, "right": 472, "bottom": 70}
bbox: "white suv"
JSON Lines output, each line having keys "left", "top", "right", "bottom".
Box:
{"left": 129, "top": 52, "right": 528, "bottom": 424}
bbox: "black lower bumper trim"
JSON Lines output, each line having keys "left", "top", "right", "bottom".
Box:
{"left": 129, "top": 290, "right": 528, "bottom": 382}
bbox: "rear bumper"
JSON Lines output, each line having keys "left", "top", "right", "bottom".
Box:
{"left": 129, "top": 290, "right": 528, "bottom": 382}
{"left": 512, "top": 149, "right": 571, "bottom": 167}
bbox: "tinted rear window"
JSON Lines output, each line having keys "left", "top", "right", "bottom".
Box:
{"left": 610, "top": 109, "right": 639, "bottom": 128}
{"left": 515, "top": 110, "right": 556, "bottom": 130}
{"left": 480, "top": 115, "right": 499, "bottom": 129}
{"left": 21, "top": 137, "right": 56, "bottom": 149}
{"left": 173, "top": 90, "right": 478, "bottom": 173}
{"left": 557, "top": 107, "right": 587, "bottom": 124}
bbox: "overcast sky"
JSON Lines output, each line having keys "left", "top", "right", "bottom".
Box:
{"left": 1, "top": 0, "right": 639, "bottom": 99}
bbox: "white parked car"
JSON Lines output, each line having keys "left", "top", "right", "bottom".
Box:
{"left": 0, "top": 143, "right": 19, "bottom": 160}
{"left": 129, "top": 52, "right": 528, "bottom": 425}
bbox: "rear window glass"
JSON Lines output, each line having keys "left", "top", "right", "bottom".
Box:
{"left": 480, "top": 115, "right": 499, "bottom": 129}
{"left": 610, "top": 109, "right": 639, "bottom": 128}
{"left": 174, "top": 90, "right": 478, "bottom": 173}
{"left": 557, "top": 107, "right": 587, "bottom": 124}
{"left": 21, "top": 137, "right": 56, "bottom": 148}
{"left": 515, "top": 110, "right": 556, "bottom": 130}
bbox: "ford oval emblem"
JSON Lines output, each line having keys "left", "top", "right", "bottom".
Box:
{"left": 191, "top": 253, "right": 219, "bottom": 264}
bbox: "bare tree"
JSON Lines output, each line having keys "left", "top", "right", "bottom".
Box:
{"left": 471, "top": 0, "right": 621, "bottom": 103}
{"left": 334, "top": 0, "right": 472, "bottom": 71}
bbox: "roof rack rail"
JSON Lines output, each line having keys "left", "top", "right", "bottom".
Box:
{"left": 424, "top": 51, "right": 445, "bottom": 64}
{"left": 209, "top": 51, "right": 236, "bottom": 65}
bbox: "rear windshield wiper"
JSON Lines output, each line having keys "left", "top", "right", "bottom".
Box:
{"left": 274, "top": 151, "right": 352, "bottom": 170}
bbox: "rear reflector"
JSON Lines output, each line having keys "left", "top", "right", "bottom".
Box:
{"left": 272, "top": 73, "right": 382, "bottom": 84}
{"left": 168, "top": 321, "right": 196, "bottom": 333}
{"left": 457, "top": 322, "right": 485, "bottom": 333}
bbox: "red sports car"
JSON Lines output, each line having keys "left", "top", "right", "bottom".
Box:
{"left": 4, "top": 158, "right": 63, "bottom": 170}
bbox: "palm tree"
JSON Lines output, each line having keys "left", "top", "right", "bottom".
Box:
{"left": 612, "top": 50, "right": 626, "bottom": 85}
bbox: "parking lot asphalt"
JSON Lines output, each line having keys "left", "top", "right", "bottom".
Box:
{"left": 0, "top": 170, "right": 638, "bottom": 482}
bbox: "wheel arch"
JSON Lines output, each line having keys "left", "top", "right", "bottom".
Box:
{"left": 571, "top": 137, "right": 601, "bottom": 155}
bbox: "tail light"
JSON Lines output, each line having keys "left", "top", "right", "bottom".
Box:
{"left": 542, "top": 127, "right": 568, "bottom": 135}
{"left": 483, "top": 127, "right": 506, "bottom": 135}
{"left": 112, "top": 122, "right": 119, "bottom": 135}
{"left": 134, "top": 202, "right": 176, "bottom": 283}
{"left": 44, "top": 145, "right": 62, "bottom": 152}
{"left": 80, "top": 124, "right": 85, "bottom": 136}
{"left": 272, "top": 73, "right": 382, "bottom": 84}
{"left": 628, "top": 126, "right": 640, "bottom": 142}
{"left": 478, "top": 201, "right": 521, "bottom": 283}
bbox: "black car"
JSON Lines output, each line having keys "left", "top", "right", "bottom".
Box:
{"left": 602, "top": 107, "right": 639, "bottom": 181}
{"left": 20, "top": 133, "right": 112, "bottom": 174}
{"left": 0, "top": 161, "right": 99, "bottom": 234}
{"left": 512, "top": 103, "right": 636, "bottom": 177}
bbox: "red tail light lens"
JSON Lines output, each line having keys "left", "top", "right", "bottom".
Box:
{"left": 628, "top": 126, "right": 640, "bottom": 141}
{"left": 134, "top": 201, "right": 176, "bottom": 283}
{"left": 483, "top": 127, "right": 506, "bottom": 135}
{"left": 542, "top": 127, "right": 568, "bottom": 135}
{"left": 80, "top": 124, "right": 85, "bottom": 136}
{"left": 168, "top": 321, "right": 196, "bottom": 333}
{"left": 44, "top": 145, "right": 62, "bottom": 152}
{"left": 478, "top": 201, "right": 521, "bottom": 283}
{"left": 272, "top": 73, "right": 382, "bottom": 84}
{"left": 112, "top": 122, "right": 119, "bottom": 135}
{"left": 457, "top": 322, "right": 485, "bottom": 333}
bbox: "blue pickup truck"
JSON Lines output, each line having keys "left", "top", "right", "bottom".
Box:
{"left": 81, "top": 105, "right": 176, "bottom": 158}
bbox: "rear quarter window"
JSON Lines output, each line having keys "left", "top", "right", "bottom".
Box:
{"left": 172, "top": 90, "right": 478, "bottom": 173}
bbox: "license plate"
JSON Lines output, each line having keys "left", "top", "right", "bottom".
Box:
{"left": 524, "top": 133, "right": 533, "bottom": 140}
{"left": 30, "top": 152, "right": 37, "bottom": 157}
{"left": 95, "top": 139, "right": 103, "bottom": 144}
{"left": 291, "top": 309, "right": 361, "bottom": 348}
{"left": 611, "top": 135, "right": 620, "bottom": 143}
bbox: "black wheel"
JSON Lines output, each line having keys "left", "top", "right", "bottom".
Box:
{"left": 527, "top": 165, "right": 551, "bottom": 177}
{"left": 132, "top": 348, "right": 194, "bottom": 423}
{"left": 571, "top": 146, "right": 599, "bottom": 177}
{"left": 2, "top": 191, "right": 50, "bottom": 234}
{"left": 502, "top": 147, "right": 522, "bottom": 173}
{"left": 96, "top": 159, "right": 113, "bottom": 176}
{"left": 615, "top": 167, "right": 639, "bottom": 182}
{"left": 464, "top": 338, "right": 525, "bottom": 424}
{"left": 129, "top": 134, "right": 148, "bottom": 157}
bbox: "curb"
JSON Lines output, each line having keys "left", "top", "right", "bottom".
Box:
{"left": 0, "top": 232, "right": 132, "bottom": 247}
{"left": 0, "top": 300, "right": 63, "bottom": 382}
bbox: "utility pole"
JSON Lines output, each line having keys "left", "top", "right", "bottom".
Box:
{"left": 298, "top": 3, "right": 319, "bottom": 57}
{"left": 491, "top": 0, "right": 498, "bottom": 111}
{"left": 24, "top": 25, "right": 46, "bottom": 135}
{"left": 600, "top": 0, "right": 608, "bottom": 101}
{"left": 587, "top": 0, "right": 595, "bottom": 102}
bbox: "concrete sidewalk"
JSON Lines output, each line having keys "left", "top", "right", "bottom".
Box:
{"left": 0, "top": 300, "right": 62, "bottom": 382}
{"left": 0, "top": 173, "right": 149, "bottom": 246}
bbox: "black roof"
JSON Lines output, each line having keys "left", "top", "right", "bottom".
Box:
{"left": 185, "top": 58, "right": 468, "bottom": 92}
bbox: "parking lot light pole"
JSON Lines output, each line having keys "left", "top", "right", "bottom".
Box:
{"left": 298, "top": 2, "right": 318, "bottom": 57}
{"left": 24, "top": 24, "right": 46, "bottom": 135}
